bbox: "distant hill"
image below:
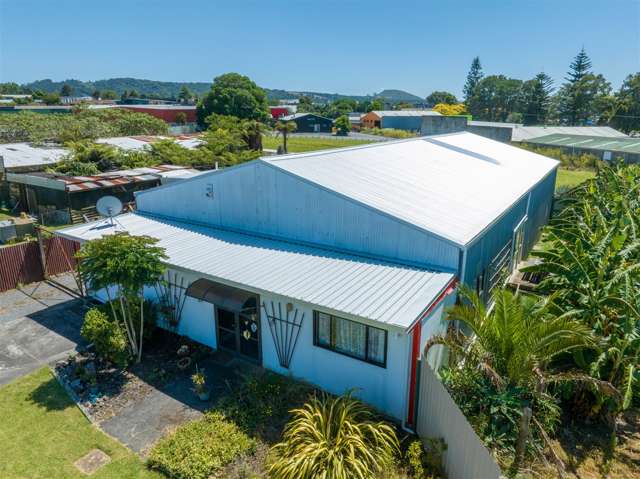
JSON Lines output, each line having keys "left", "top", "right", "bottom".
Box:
{"left": 21, "top": 78, "right": 424, "bottom": 104}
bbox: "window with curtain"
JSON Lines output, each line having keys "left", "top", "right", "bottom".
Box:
{"left": 313, "top": 311, "right": 387, "bottom": 367}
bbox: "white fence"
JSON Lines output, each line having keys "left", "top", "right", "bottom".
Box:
{"left": 415, "top": 360, "right": 502, "bottom": 479}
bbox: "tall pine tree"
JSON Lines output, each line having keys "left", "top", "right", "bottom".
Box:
{"left": 463, "top": 57, "right": 483, "bottom": 103}
{"left": 565, "top": 47, "right": 592, "bottom": 83}
{"left": 521, "top": 73, "right": 554, "bottom": 124}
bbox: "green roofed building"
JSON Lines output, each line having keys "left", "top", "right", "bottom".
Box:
{"left": 525, "top": 134, "right": 640, "bottom": 164}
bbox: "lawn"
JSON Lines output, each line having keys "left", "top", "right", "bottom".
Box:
{"left": 263, "top": 135, "right": 374, "bottom": 153}
{"left": 0, "top": 367, "right": 160, "bottom": 479}
{"left": 556, "top": 168, "right": 596, "bottom": 191}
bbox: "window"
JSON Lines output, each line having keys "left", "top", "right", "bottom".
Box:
{"left": 313, "top": 311, "right": 387, "bottom": 367}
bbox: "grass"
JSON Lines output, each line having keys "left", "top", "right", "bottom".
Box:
{"left": 0, "top": 367, "right": 160, "bottom": 479}
{"left": 556, "top": 168, "right": 596, "bottom": 191}
{"left": 263, "top": 135, "right": 374, "bottom": 153}
{"left": 0, "top": 207, "right": 19, "bottom": 221}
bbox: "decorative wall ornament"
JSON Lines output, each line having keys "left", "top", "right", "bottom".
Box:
{"left": 262, "top": 300, "right": 304, "bottom": 369}
{"left": 155, "top": 271, "right": 188, "bottom": 331}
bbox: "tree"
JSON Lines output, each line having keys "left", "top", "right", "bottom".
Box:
{"left": 323, "top": 98, "right": 357, "bottom": 119}
{"left": 76, "top": 233, "right": 167, "bottom": 363}
{"left": 426, "top": 91, "right": 458, "bottom": 107}
{"left": 369, "top": 98, "right": 384, "bottom": 111}
{"left": 197, "top": 72, "right": 269, "bottom": 125}
{"left": 296, "top": 95, "right": 315, "bottom": 113}
{"left": 102, "top": 90, "right": 117, "bottom": 100}
{"left": 129, "top": 89, "right": 140, "bottom": 98}
{"left": 60, "top": 84, "right": 73, "bottom": 97}
{"left": 611, "top": 73, "right": 640, "bottom": 133}
{"left": 91, "top": 89, "right": 101, "bottom": 100}
{"left": 466, "top": 75, "right": 523, "bottom": 122}
{"left": 556, "top": 48, "right": 612, "bottom": 124}
{"left": 42, "top": 92, "right": 61, "bottom": 105}
{"left": 463, "top": 56, "right": 483, "bottom": 103}
{"left": 520, "top": 73, "right": 554, "bottom": 124}
{"left": 334, "top": 114, "right": 351, "bottom": 135}
{"left": 275, "top": 120, "right": 297, "bottom": 153}
{"left": 174, "top": 111, "right": 187, "bottom": 125}
{"left": 268, "top": 392, "right": 399, "bottom": 479}
{"left": 432, "top": 103, "right": 467, "bottom": 116}
{"left": 178, "top": 85, "right": 192, "bottom": 103}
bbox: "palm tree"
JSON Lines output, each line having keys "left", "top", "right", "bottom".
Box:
{"left": 426, "top": 286, "right": 603, "bottom": 472}
{"left": 275, "top": 120, "right": 297, "bottom": 153}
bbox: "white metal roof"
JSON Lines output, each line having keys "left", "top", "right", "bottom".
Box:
{"left": 372, "top": 110, "right": 442, "bottom": 117}
{"left": 263, "top": 132, "right": 559, "bottom": 246}
{"left": 58, "top": 213, "right": 454, "bottom": 328}
{"left": 96, "top": 136, "right": 203, "bottom": 151}
{"left": 511, "top": 125, "right": 627, "bottom": 142}
{"left": 0, "top": 143, "right": 68, "bottom": 170}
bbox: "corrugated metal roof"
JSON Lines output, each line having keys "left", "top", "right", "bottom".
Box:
{"left": 263, "top": 132, "right": 559, "bottom": 246}
{"left": 58, "top": 213, "right": 454, "bottom": 328}
{"left": 525, "top": 133, "right": 640, "bottom": 154}
{"left": 96, "top": 135, "right": 203, "bottom": 151}
{"left": 0, "top": 143, "right": 68, "bottom": 170}
{"left": 468, "top": 121, "right": 520, "bottom": 128}
{"left": 511, "top": 125, "right": 627, "bottom": 142}
{"left": 372, "top": 110, "right": 442, "bottom": 117}
{"left": 280, "top": 113, "right": 332, "bottom": 121}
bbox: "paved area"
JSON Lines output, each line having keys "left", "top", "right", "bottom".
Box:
{"left": 0, "top": 275, "right": 86, "bottom": 386}
{"left": 100, "top": 354, "right": 242, "bottom": 455}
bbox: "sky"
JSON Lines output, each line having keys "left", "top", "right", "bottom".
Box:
{"left": 1, "top": 0, "right": 639, "bottom": 98}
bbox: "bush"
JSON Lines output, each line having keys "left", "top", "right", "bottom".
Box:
{"left": 80, "top": 308, "right": 129, "bottom": 367}
{"left": 147, "top": 411, "right": 255, "bottom": 479}
{"left": 268, "top": 391, "right": 400, "bottom": 479}
{"left": 361, "top": 127, "right": 416, "bottom": 139}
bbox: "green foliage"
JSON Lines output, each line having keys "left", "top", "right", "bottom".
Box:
{"left": 268, "top": 391, "right": 400, "bottom": 479}
{"left": 406, "top": 440, "right": 426, "bottom": 478}
{"left": 520, "top": 73, "right": 554, "bottom": 124}
{"left": 80, "top": 308, "right": 129, "bottom": 367}
{"left": 611, "top": 72, "right": 640, "bottom": 134}
{"left": 147, "top": 411, "right": 256, "bottom": 479}
{"left": 334, "top": 114, "right": 351, "bottom": 134}
{"left": 0, "top": 109, "right": 167, "bottom": 144}
{"left": 466, "top": 75, "right": 523, "bottom": 122}
{"left": 216, "top": 371, "right": 312, "bottom": 435}
{"left": 463, "top": 56, "right": 484, "bottom": 102}
{"left": 524, "top": 163, "right": 640, "bottom": 419}
{"left": 197, "top": 72, "right": 269, "bottom": 124}
{"left": 174, "top": 111, "right": 187, "bottom": 124}
{"left": 516, "top": 143, "right": 602, "bottom": 170}
{"left": 406, "top": 438, "right": 447, "bottom": 478}
{"left": 361, "top": 127, "right": 417, "bottom": 139}
{"left": 77, "top": 233, "right": 166, "bottom": 361}
{"left": 426, "top": 91, "right": 458, "bottom": 107}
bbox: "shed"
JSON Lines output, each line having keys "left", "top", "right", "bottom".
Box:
{"left": 524, "top": 133, "right": 640, "bottom": 163}
{"left": 280, "top": 113, "right": 334, "bottom": 133}
{"left": 58, "top": 132, "right": 558, "bottom": 426}
{"left": 362, "top": 110, "right": 441, "bottom": 131}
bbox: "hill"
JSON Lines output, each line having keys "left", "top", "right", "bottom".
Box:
{"left": 20, "top": 78, "right": 424, "bottom": 104}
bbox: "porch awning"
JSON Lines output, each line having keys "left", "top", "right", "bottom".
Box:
{"left": 186, "top": 279, "right": 257, "bottom": 313}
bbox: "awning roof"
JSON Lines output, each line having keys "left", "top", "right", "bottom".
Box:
{"left": 57, "top": 213, "right": 455, "bottom": 328}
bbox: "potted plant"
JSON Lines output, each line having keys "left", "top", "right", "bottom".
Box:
{"left": 191, "top": 366, "right": 209, "bottom": 401}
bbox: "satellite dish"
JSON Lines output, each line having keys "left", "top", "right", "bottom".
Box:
{"left": 96, "top": 196, "right": 123, "bottom": 221}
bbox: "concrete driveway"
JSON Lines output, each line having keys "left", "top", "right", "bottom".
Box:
{"left": 0, "top": 276, "right": 86, "bottom": 386}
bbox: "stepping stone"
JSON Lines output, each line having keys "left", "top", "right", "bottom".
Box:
{"left": 74, "top": 448, "right": 111, "bottom": 475}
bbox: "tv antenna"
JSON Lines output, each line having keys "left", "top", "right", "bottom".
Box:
{"left": 95, "top": 196, "right": 123, "bottom": 226}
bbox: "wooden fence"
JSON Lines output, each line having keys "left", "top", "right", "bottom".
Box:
{"left": 416, "top": 360, "right": 502, "bottom": 479}
{"left": 0, "top": 235, "right": 80, "bottom": 292}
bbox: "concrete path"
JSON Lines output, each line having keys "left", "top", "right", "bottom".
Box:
{"left": 0, "top": 276, "right": 86, "bottom": 386}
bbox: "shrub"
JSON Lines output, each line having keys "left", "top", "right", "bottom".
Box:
{"left": 147, "top": 411, "right": 255, "bottom": 479}
{"left": 361, "top": 127, "right": 416, "bottom": 139}
{"left": 268, "top": 391, "right": 400, "bottom": 479}
{"left": 80, "top": 308, "right": 129, "bottom": 367}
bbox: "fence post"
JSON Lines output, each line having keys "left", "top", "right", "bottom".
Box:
{"left": 512, "top": 406, "right": 532, "bottom": 473}
{"left": 35, "top": 226, "right": 48, "bottom": 280}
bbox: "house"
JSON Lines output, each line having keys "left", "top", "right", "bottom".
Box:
{"left": 280, "top": 113, "right": 333, "bottom": 133}
{"left": 270, "top": 106, "right": 296, "bottom": 119}
{"left": 57, "top": 132, "right": 559, "bottom": 427}
{"left": 7, "top": 165, "right": 202, "bottom": 224}
{"left": 361, "top": 110, "right": 442, "bottom": 131}
{"left": 523, "top": 133, "right": 640, "bottom": 163}
{"left": 348, "top": 112, "right": 363, "bottom": 131}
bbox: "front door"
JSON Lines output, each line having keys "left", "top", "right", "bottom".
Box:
{"left": 216, "top": 307, "right": 260, "bottom": 362}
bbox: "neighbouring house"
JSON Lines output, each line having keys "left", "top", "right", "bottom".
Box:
{"left": 280, "top": 113, "right": 334, "bottom": 133}
{"left": 523, "top": 133, "right": 640, "bottom": 164}
{"left": 0, "top": 142, "right": 69, "bottom": 206}
{"left": 95, "top": 134, "right": 203, "bottom": 151}
{"left": 420, "top": 117, "right": 628, "bottom": 145}
{"left": 361, "top": 110, "right": 442, "bottom": 131}
{"left": 57, "top": 132, "right": 559, "bottom": 427}
{"left": 348, "top": 112, "right": 363, "bottom": 131}
{"left": 7, "top": 165, "right": 202, "bottom": 225}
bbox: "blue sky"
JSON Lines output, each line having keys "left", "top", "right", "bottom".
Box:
{"left": 1, "top": 0, "right": 638, "bottom": 98}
